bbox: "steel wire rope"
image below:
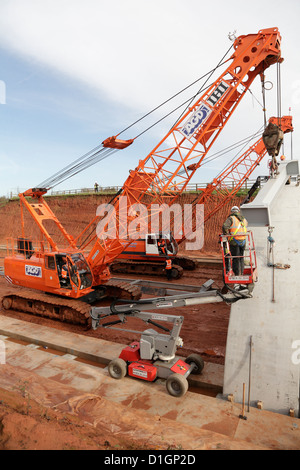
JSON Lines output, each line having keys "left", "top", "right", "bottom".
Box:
{"left": 277, "top": 60, "right": 282, "bottom": 125}
{"left": 116, "top": 57, "right": 231, "bottom": 138}
{"left": 38, "top": 143, "right": 106, "bottom": 188}
{"left": 37, "top": 58, "right": 231, "bottom": 190}
{"left": 160, "top": 127, "right": 264, "bottom": 183}
{"left": 40, "top": 148, "right": 114, "bottom": 188}
{"left": 168, "top": 43, "right": 234, "bottom": 132}
{"left": 277, "top": 60, "right": 283, "bottom": 155}
{"left": 50, "top": 148, "right": 120, "bottom": 189}
{"left": 261, "top": 61, "right": 268, "bottom": 128}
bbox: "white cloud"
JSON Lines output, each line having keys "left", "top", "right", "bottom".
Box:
{"left": 0, "top": 1, "right": 299, "bottom": 117}
{"left": 0, "top": 152, "right": 19, "bottom": 173}
{"left": 0, "top": 0, "right": 299, "bottom": 195}
{"left": 0, "top": 0, "right": 262, "bottom": 110}
{"left": 0, "top": 1, "right": 298, "bottom": 122}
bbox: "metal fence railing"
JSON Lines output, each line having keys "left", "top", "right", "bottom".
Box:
{"left": 49, "top": 179, "right": 261, "bottom": 196}
{"left": 7, "top": 178, "right": 264, "bottom": 199}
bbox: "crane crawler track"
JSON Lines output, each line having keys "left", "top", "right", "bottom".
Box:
{"left": 1, "top": 281, "right": 141, "bottom": 328}
{"left": 103, "top": 279, "right": 142, "bottom": 300}
{"left": 110, "top": 261, "right": 184, "bottom": 279}
{"left": 1, "top": 290, "right": 92, "bottom": 328}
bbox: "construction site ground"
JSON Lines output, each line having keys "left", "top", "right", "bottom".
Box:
{"left": 0, "top": 265, "right": 300, "bottom": 451}
{"left": 0, "top": 195, "right": 299, "bottom": 450}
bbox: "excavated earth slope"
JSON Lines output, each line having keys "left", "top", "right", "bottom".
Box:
{"left": 0, "top": 192, "right": 245, "bottom": 253}
{"left": 0, "top": 192, "right": 257, "bottom": 451}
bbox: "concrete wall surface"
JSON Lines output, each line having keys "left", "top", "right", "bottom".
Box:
{"left": 223, "top": 161, "right": 300, "bottom": 416}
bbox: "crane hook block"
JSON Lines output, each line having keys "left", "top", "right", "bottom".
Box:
{"left": 102, "top": 136, "right": 134, "bottom": 149}
{"left": 262, "top": 123, "right": 284, "bottom": 157}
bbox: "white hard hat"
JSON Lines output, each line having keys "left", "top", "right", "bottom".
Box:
{"left": 231, "top": 206, "right": 239, "bottom": 213}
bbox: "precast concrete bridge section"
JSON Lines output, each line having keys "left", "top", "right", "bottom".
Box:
{"left": 223, "top": 160, "right": 300, "bottom": 417}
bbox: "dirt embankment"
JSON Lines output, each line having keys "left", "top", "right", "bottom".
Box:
{"left": 0, "top": 192, "right": 246, "bottom": 450}
{"left": 0, "top": 385, "right": 160, "bottom": 450}
{"left": 0, "top": 192, "right": 246, "bottom": 365}
{"left": 0, "top": 192, "right": 245, "bottom": 254}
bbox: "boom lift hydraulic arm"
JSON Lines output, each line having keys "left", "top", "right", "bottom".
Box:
{"left": 90, "top": 280, "right": 251, "bottom": 397}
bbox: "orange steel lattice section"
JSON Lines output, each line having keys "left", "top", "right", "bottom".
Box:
{"left": 13, "top": 29, "right": 283, "bottom": 288}
{"left": 177, "top": 115, "right": 293, "bottom": 243}
{"left": 87, "top": 28, "right": 283, "bottom": 281}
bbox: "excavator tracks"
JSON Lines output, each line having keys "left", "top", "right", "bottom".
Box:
{"left": 1, "top": 280, "right": 142, "bottom": 329}
{"left": 103, "top": 279, "right": 142, "bottom": 300}
{"left": 1, "top": 289, "right": 92, "bottom": 328}
{"left": 173, "top": 256, "right": 197, "bottom": 270}
{"left": 110, "top": 260, "right": 184, "bottom": 279}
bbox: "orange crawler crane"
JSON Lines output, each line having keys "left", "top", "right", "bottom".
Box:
{"left": 111, "top": 116, "right": 293, "bottom": 277}
{"left": 3, "top": 28, "right": 283, "bottom": 327}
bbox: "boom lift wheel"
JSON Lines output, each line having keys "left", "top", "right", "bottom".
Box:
{"left": 166, "top": 373, "right": 189, "bottom": 397}
{"left": 108, "top": 358, "right": 127, "bottom": 379}
{"left": 185, "top": 353, "right": 204, "bottom": 374}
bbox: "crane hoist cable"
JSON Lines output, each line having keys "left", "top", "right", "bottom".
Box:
{"left": 261, "top": 63, "right": 268, "bottom": 129}
{"left": 161, "top": 126, "right": 264, "bottom": 183}
{"left": 116, "top": 54, "right": 232, "bottom": 139}
{"left": 36, "top": 46, "right": 234, "bottom": 190}
{"left": 277, "top": 59, "right": 283, "bottom": 148}
{"left": 77, "top": 125, "right": 264, "bottom": 251}
{"left": 168, "top": 43, "right": 233, "bottom": 132}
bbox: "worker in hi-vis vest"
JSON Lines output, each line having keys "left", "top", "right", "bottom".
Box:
{"left": 157, "top": 237, "right": 167, "bottom": 255}
{"left": 222, "top": 206, "right": 248, "bottom": 276}
{"left": 61, "top": 257, "right": 69, "bottom": 285}
{"left": 165, "top": 257, "right": 173, "bottom": 280}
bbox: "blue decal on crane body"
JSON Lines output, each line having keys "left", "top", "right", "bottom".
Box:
{"left": 25, "top": 265, "right": 42, "bottom": 278}
{"left": 181, "top": 80, "right": 230, "bottom": 138}
{"left": 181, "top": 102, "right": 211, "bottom": 137}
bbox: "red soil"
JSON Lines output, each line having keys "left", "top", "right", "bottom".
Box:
{"left": 0, "top": 193, "right": 245, "bottom": 450}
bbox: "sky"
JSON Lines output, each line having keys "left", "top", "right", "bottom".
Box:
{"left": 0, "top": 0, "right": 299, "bottom": 197}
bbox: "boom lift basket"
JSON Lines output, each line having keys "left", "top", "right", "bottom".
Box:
{"left": 220, "top": 231, "right": 257, "bottom": 287}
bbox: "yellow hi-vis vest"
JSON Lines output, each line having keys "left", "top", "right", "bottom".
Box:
{"left": 229, "top": 216, "right": 247, "bottom": 242}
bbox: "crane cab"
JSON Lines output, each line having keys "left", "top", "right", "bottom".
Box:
{"left": 4, "top": 238, "right": 94, "bottom": 299}
{"left": 220, "top": 231, "right": 258, "bottom": 290}
{"left": 118, "top": 232, "right": 178, "bottom": 261}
